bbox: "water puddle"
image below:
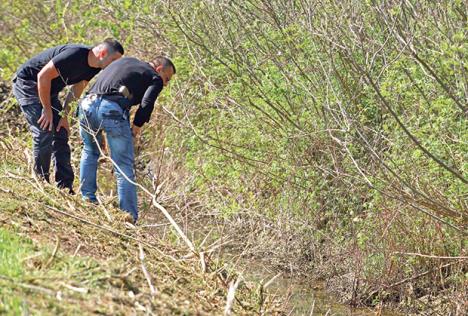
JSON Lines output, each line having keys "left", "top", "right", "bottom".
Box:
{"left": 237, "top": 260, "right": 400, "bottom": 316}
{"left": 189, "top": 222, "right": 400, "bottom": 315}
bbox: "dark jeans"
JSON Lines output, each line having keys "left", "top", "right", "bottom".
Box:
{"left": 12, "top": 78, "right": 74, "bottom": 190}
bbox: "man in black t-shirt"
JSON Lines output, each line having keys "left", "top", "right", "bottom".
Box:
{"left": 78, "top": 56, "right": 175, "bottom": 222}
{"left": 12, "top": 39, "right": 124, "bottom": 192}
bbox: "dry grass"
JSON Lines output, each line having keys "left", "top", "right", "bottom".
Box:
{"left": 0, "top": 125, "right": 285, "bottom": 314}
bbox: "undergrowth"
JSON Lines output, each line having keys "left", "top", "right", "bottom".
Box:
{"left": 0, "top": 131, "right": 284, "bottom": 315}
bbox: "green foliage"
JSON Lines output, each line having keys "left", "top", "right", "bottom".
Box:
{"left": 1, "top": 0, "right": 465, "bottom": 310}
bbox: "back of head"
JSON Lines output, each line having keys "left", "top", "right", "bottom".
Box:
{"left": 151, "top": 56, "right": 176, "bottom": 74}
{"left": 97, "top": 38, "right": 125, "bottom": 56}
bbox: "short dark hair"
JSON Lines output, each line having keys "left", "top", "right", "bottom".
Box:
{"left": 152, "top": 56, "right": 176, "bottom": 74}
{"left": 100, "top": 38, "right": 124, "bottom": 55}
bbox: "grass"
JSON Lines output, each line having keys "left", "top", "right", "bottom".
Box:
{"left": 0, "top": 227, "right": 32, "bottom": 314}
{"left": 0, "top": 226, "right": 107, "bottom": 314}
{"left": 0, "top": 132, "right": 284, "bottom": 315}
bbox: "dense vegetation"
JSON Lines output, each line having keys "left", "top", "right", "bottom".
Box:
{"left": 1, "top": 0, "right": 466, "bottom": 314}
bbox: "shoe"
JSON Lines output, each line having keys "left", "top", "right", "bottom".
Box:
{"left": 122, "top": 213, "right": 136, "bottom": 225}
{"left": 57, "top": 184, "right": 75, "bottom": 195}
{"left": 122, "top": 213, "right": 136, "bottom": 228}
{"left": 82, "top": 196, "right": 99, "bottom": 205}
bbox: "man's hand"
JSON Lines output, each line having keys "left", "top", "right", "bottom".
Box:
{"left": 56, "top": 117, "right": 70, "bottom": 134}
{"left": 132, "top": 125, "right": 141, "bottom": 138}
{"left": 132, "top": 125, "right": 142, "bottom": 156}
{"left": 37, "top": 108, "right": 54, "bottom": 131}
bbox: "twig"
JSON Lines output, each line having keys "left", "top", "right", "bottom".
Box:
{"left": 308, "top": 298, "right": 315, "bottom": 316}
{"left": 44, "top": 236, "right": 60, "bottom": 269}
{"left": 60, "top": 282, "right": 88, "bottom": 294}
{"left": 264, "top": 273, "right": 282, "bottom": 289}
{"left": 200, "top": 251, "right": 206, "bottom": 273}
{"left": 72, "top": 244, "right": 82, "bottom": 257}
{"left": 224, "top": 276, "right": 242, "bottom": 316}
{"left": 393, "top": 252, "right": 468, "bottom": 260}
{"left": 139, "top": 223, "right": 171, "bottom": 228}
{"left": 139, "top": 244, "right": 157, "bottom": 296}
{"left": 0, "top": 274, "right": 56, "bottom": 297}
{"left": 0, "top": 186, "right": 11, "bottom": 193}
{"left": 96, "top": 196, "right": 113, "bottom": 222}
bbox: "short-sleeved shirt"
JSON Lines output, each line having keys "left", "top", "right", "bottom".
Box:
{"left": 16, "top": 44, "right": 100, "bottom": 96}
{"left": 88, "top": 57, "right": 164, "bottom": 127}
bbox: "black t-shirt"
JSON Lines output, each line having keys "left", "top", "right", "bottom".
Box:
{"left": 89, "top": 57, "right": 163, "bottom": 127}
{"left": 16, "top": 44, "right": 100, "bottom": 96}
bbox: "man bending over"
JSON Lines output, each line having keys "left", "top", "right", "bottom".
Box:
{"left": 13, "top": 39, "right": 124, "bottom": 192}
{"left": 78, "top": 56, "right": 175, "bottom": 222}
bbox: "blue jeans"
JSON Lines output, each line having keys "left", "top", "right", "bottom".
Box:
{"left": 12, "top": 79, "right": 74, "bottom": 190}
{"left": 78, "top": 96, "right": 138, "bottom": 220}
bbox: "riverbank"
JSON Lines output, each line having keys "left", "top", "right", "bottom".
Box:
{"left": 0, "top": 101, "right": 284, "bottom": 314}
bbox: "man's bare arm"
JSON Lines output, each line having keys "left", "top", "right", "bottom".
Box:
{"left": 62, "top": 80, "right": 88, "bottom": 116}
{"left": 56, "top": 80, "right": 88, "bottom": 133}
{"left": 37, "top": 61, "right": 59, "bottom": 131}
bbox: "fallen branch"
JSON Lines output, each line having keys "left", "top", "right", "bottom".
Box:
{"left": 393, "top": 252, "right": 468, "bottom": 260}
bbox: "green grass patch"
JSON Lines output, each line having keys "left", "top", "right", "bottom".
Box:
{"left": 0, "top": 227, "right": 35, "bottom": 314}
{"left": 0, "top": 227, "right": 110, "bottom": 315}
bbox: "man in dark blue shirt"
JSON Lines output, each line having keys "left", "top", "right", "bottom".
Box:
{"left": 78, "top": 56, "right": 175, "bottom": 223}
{"left": 13, "top": 39, "right": 124, "bottom": 192}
